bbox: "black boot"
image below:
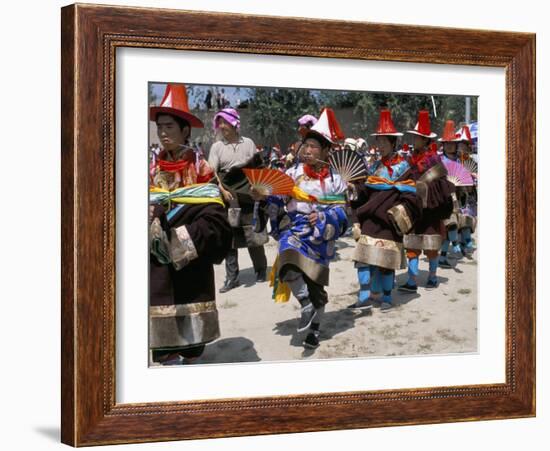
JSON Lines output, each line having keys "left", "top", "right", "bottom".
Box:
{"left": 219, "top": 279, "right": 240, "bottom": 293}
{"left": 297, "top": 298, "right": 317, "bottom": 332}
{"left": 255, "top": 268, "right": 267, "bottom": 283}
{"left": 303, "top": 323, "right": 320, "bottom": 349}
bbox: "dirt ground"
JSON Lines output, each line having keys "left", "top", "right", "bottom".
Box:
{"left": 196, "top": 235, "right": 478, "bottom": 364}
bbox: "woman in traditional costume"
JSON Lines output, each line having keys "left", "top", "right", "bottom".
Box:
{"left": 456, "top": 124, "right": 478, "bottom": 258}
{"left": 149, "top": 84, "right": 232, "bottom": 365}
{"left": 438, "top": 120, "right": 462, "bottom": 268}
{"left": 255, "top": 108, "right": 348, "bottom": 349}
{"left": 348, "top": 109, "right": 421, "bottom": 312}
{"left": 399, "top": 110, "right": 454, "bottom": 292}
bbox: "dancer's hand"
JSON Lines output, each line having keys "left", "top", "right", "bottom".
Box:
{"left": 308, "top": 212, "right": 319, "bottom": 226}
{"left": 249, "top": 186, "right": 267, "bottom": 201}
{"left": 221, "top": 187, "right": 234, "bottom": 202}
{"left": 352, "top": 223, "right": 361, "bottom": 241}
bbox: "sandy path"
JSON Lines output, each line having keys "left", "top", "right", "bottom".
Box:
{"left": 198, "top": 236, "right": 477, "bottom": 364}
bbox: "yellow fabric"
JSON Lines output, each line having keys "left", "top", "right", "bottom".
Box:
{"left": 290, "top": 186, "right": 316, "bottom": 202}
{"left": 290, "top": 186, "right": 346, "bottom": 205}
{"left": 149, "top": 185, "right": 225, "bottom": 207}
{"left": 169, "top": 196, "right": 225, "bottom": 206}
{"left": 269, "top": 256, "right": 291, "bottom": 303}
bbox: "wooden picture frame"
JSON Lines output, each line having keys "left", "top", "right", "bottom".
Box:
{"left": 61, "top": 3, "right": 536, "bottom": 446}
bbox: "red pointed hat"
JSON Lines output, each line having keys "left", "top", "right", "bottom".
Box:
{"left": 407, "top": 110, "right": 437, "bottom": 139}
{"left": 149, "top": 84, "right": 204, "bottom": 128}
{"left": 455, "top": 124, "right": 472, "bottom": 143}
{"left": 371, "top": 109, "right": 403, "bottom": 136}
{"left": 438, "top": 120, "right": 458, "bottom": 142}
{"left": 305, "top": 107, "right": 345, "bottom": 144}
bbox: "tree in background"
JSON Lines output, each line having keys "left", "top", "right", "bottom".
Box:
{"left": 248, "top": 88, "right": 320, "bottom": 147}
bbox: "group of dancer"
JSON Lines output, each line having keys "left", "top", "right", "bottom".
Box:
{"left": 148, "top": 84, "right": 478, "bottom": 365}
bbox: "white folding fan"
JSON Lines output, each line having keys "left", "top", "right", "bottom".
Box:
{"left": 328, "top": 149, "right": 369, "bottom": 183}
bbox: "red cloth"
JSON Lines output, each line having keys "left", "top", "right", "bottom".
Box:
{"left": 380, "top": 154, "right": 404, "bottom": 177}
{"left": 157, "top": 158, "right": 192, "bottom": 172}
{"left": 154, "top": 151, "right": 214, "bottom": 187}
{"left": 303, "top": 164, "right": 330, "bottom": 191}
{"left": 410, "top": 146, "right": 437, "bottom": 174}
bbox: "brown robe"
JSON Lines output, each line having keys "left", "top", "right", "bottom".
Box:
{"left": 404, "top": 161, "right": 454, "bottom": 250}
{"left": 350, "top": 172, "right": 422, "bottom": 270}
{"left": 149, "top": 202, "right": 232, "bottom": 352}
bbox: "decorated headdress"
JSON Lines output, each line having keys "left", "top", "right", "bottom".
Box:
{"left": 304, "top": 107, "right": 345, "bottom": 145}
{"left": 149, "top": 84, "right": 204, "bottom": 128}
{"left": 371, "top": 109, "right": 403, "bottom": 136}
{"left": 438, "top": 120, "right": 459, "bottom": 142}
{"left": 455, "top": 124, "right": 472, "bottom": 143}
{"left": 406, "top": 110, "right": 437, "bottom": 139}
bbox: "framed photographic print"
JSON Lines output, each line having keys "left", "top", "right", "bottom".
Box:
{"left": 61, "top": 3, "right": 535, "bottom": 446}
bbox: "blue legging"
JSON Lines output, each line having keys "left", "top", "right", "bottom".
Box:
{"left": 380, "top": 270, "right": 394, "bottom": 303}
{"left": 407, "top": 255, "right": 438, "bottom": 284}
{"left": 357, "top": 265, "right": 384, "bottom": 303}
{"left": 407, "top": 257, "right": 419, "bottom": 285}
{"left": 357, "top": 265, "right": 372, "bottom": 304}
{"left": 461, "top": 227, "right": 473, "bottom": 249}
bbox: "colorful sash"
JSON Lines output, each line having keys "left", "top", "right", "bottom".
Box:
{"left": 290, "top": 186, "right": 346, "bottom": 204}
{"left": 365, "top": 175, "right": 416, "bottom": 193}
{"left": 150, "top": 183, "right": 225, "bottom": 207}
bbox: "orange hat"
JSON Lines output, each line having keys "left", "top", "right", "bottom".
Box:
{"left": 305, "top": 107, "right": 345, "bottom": 144}
{"left": 371, "top": 109, "right": 403, "bottom": 136}
{"left": 406, "top": 110, "right": 437, "bottom": 139}
{"left": 438, "top": 120, "right": 458, "bottom": 142}
{"left": 149, "top": 84, "right": 204, "bottom": 128}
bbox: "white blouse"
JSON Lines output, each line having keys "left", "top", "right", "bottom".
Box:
{"left": 285, "top": 164, "right": 347, "bottom": 214}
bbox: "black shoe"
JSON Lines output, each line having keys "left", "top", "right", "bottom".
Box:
{"left": 347, "top": 300, "right": 374, "bottom": 311}
{"left": 398, "top": 282, "right": 418, "bottom": 293}
{"left": 219, "top": 279, "right": 240, "bottom": 293}
{"left": 461, "top": 247, "right": 473, "bottom": 259}
{"left": 255, "top": 270, "right": 267, "bottom": 283}
{"left": 303, "top": 331, "right": 320, "bottom": 349}
{"left": 438, "top": 257, "right": 452, "bottom": 269}
{"left": 297, "top": 305, "right": 317, "bottom": 332}
{"left": 426, "top": 278, "right": 439, "bottom": 290}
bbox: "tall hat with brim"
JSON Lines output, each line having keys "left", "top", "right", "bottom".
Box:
{"left": 455, "top": 125, "right": 472, "bottom": 143}
{"left": 406, "top": 110, "right": 437, "bottom": 139}
{"left": 438, "top": 120, "right": 458, "bottom": 142}
{"left": 371, "top": 109, "right": 403, "bottom": 136}
{"left": 304, "top": 107, "right": 345, "bottom": 144}
{"left": 149, "top": 84, "right": 204, "bottom": 128}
